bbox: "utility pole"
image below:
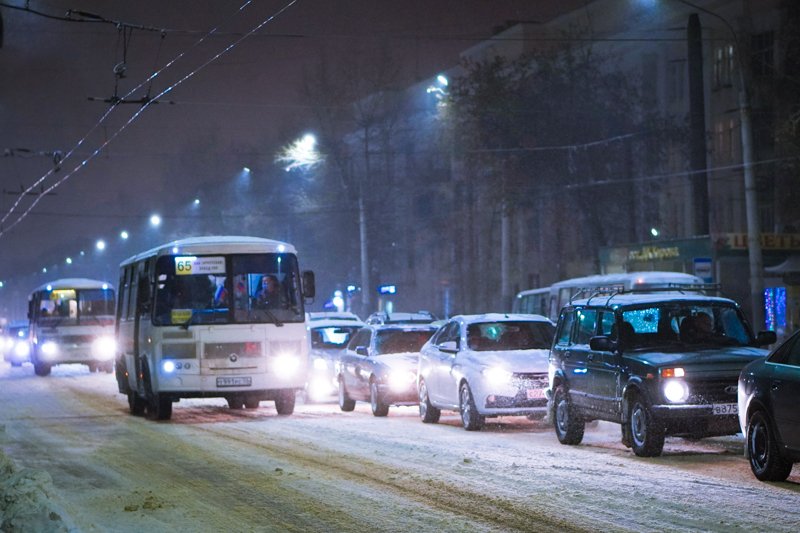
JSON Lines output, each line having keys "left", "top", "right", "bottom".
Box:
{"left": 676, "top": 0, "right": 764, "bottom": 329}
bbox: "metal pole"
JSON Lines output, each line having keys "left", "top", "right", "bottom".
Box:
{"left": 675, "top": 0, "right": 764, "bottom": 329}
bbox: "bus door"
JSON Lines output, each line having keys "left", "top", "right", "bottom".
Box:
{"left": 133, "top": 270, "right": 152, "bottom": 394}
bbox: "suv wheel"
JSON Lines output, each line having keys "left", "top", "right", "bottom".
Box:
{"left": 747, "top": 410, "right": 793, "bottom": 481}
{"left": 629, "top": 394, "right": 665, "bottom": 457}
{"left": 459, "top": 382, "right": 484, "bottom": 431}
{"left": 553, "top": 384, "right": 584, "bottom": 444}
{"left": 418, "top": 379, "right": 440, "bottom": 424}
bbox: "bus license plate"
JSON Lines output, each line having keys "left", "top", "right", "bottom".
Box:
{"left": 712, "top": 403, "right": 737, "bottom": 415}
{"left": 526, "top": 388, "right": 545, "bottom": 400}
{"left": 217, "top": 376, "right": 252, "bottom": 388}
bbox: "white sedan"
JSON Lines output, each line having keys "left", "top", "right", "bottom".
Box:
{"left": 418, "top": 313, "right": 555, "bottom": 430}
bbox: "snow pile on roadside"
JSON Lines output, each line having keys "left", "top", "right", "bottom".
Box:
{"left": 0, "top": 445, "right": 76, "bottom": 532}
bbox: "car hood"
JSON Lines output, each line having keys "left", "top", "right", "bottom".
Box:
{"left": 374, "top": 352, "right": 419, "bottom": 372}
{"left": 465, "top": 349, "right": 550, "bottom": 373}
{"left": 626, "top": 346, "right": 769, "bottom": 371}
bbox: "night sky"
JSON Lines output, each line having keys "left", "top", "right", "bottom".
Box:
{"left": 0, "top": 0, "right": 582, "bottom": 319}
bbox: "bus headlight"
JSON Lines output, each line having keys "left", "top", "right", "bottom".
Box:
{"left": 162, "top": 360, "right": 176, "bottom": 373}
{"left": 41, "top": 341, "right": 58, "bottom": 359}
{"left": 92, "top": 336, "right": 117, "bottom": 360}
{"left": 273, "top": 354, "right": 301, "bottom": 379}
{"left": 388, "top": 370, "right": 416, "bottom": 392}
{"left": 663, "top": 380, "right": 689, "bottom": 403}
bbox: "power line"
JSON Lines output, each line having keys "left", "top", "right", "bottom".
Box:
{"left": 0, "top": 0, "right": 301, "bottom": 238}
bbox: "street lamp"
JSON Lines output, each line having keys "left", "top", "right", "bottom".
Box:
{"left": 673, "top": 0, "right": 764, "bottom": 328}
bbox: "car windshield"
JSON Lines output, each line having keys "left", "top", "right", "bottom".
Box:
{"left": 38, "top": 287, "right": 115, "bottom": 326}
{"left": 467, "top": 321, "right": 555, "bottom": 351}
{"left": 311, "top": 326, "right": 362, "bottom": 350}
{"left": 153, "top": 253, "right": 304, "bottom": 326}
{"left": 374, "top": 329, "right": 434, "bottom": 355}
{"left": 619, "top": 302, "right": 754, "bottom": 350}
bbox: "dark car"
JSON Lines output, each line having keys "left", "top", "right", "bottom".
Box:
{"left": 336, "top": 324, "right": 437, "bottom": 416}
{"left": 738, "top": 329, "right": 800, "bottom": 481}
{"left": 548, "top": 292, "right": 776, "bottom": 457}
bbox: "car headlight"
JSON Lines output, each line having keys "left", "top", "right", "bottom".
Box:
{"left": 41, "top": 341, "right": 58, "bottom": 358}
{"left": 92, "top": 336, "right": 117, "bottom": 360}
{"left": 273, "top": 354, "right": 301, "bottom": 379}
{"left": 663, "top": 379, "right": 689, "bottom": 403}
{"left": 14, "top": 341, "right": 30, "bottom": 358}
{"left": 312, "top": 357, "right": 328, "bottom": 371}
{"left": 483, "top": 366, "right": 513, "bottom": 387}
{"left": 387, "top": 370, "right": 416, "bottom": 391}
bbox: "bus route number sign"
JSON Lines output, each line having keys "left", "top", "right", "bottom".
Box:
{"left": 175, "top": 256, "right": 226, "bottom": 276}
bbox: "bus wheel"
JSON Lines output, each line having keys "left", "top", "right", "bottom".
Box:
{"left": 128, "top": 391, "right": 146, "bottom": 416}
{"left": 244, "top": 398, "right": 260, "bottom": 409}
{"left": 87, "top": 362, "right": 97, "bottom": 373}
{"left": 148, "top": 393, "right": 173, "bottom": 421}
{"left": 275, "top": 390, "right": 295, "bottom": 415}
{"left": 34, "top": 362, "right": 51, "bottom": 377}
{"left": 227, "top": 396, "right": 244, "bottom": 409}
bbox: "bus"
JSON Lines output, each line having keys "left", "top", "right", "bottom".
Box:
{"left": 513, "top": 271, "right": 708, "bottom": 322}
{"left": 115, "top": 236, "right": 315, "bottom": 420}
{"left": 28, "top": 278, "right": 116, "bottom": 376}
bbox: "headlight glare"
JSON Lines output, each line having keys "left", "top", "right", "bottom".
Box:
{"left": 14, "top": 341, "right": 30, "bottom": 358}
{"left": 483, "top": 366, "right": 513, "bottom": 387}
{"left": 388, "top": 370, "right": 416, "bottom": 391}
{"left": 162, "top": 360, "right": 176, "bottom": 373}
{"left": 41, "top": 341, "right": 58, "bottom": 358}
{"left": 92, "top": 336, "right": 117, "bottom": 360}
{"left": 273, "top": 354, "right": 300, "bottom": 379}
{"left": 663, "top": 380, "right": 689, "bottom": 403}
{"left": 313, "top": 357, "right": 328, "bottom": 371}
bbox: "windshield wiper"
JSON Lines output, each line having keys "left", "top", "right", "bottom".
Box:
{"left": 262, "top": 309, "right": 284, "bottom": 327}
{"left": 180, "top": 310, "right": 201, "bottom": 330}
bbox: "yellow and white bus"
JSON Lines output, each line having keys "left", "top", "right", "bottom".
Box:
{"left": 28, "top": 278, "right": 117, "bottom": 376}
{"left": 115, "top": 236, "right": 315, "bottom": 420}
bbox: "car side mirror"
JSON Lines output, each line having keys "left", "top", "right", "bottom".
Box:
{"left": 589, "top": 335, "right": 617, "bottom": 352}
{"left": 302, "top": 270, "right": 316, "bottom": 299}
{"left": 439, "top": 340, "right": 458, "bottom": 354}
{"left": 755, "top": 330, "right": 777, "bottom": 347}
{"left": 355, "top": 346, "right": 369, "bottom": 356}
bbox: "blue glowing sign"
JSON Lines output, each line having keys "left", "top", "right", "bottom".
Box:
{"left": 377, "top": 284, "right": 397, "bottom": 295}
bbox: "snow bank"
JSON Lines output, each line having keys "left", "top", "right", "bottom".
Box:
{"left": 0, "top": 443, "right": 76, "bottom": 532}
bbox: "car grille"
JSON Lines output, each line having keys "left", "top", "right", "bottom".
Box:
{"left": 512, "top": 372, "right": 549, "bottom": 388}
{"left": 687, "top": 378, "right": 738, "bottom": 404}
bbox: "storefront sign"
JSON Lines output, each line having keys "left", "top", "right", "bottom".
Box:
{"left": 628, "top": 246, "right": 680, "bottom": 262}
{"left": 715, "top": 233, "right": 800, "bottom": 251}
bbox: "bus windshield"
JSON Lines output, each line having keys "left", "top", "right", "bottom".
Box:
{"left": 153, "top": 253, "right": 304, "bottom": 326}
{"left": 38, "top": 288, "right": 116, "bottom": 326}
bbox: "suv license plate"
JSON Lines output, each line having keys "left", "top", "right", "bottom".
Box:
{"left": 217, "top": 376, "right": 252, "bottom": 388}
{"left": 712, "top": 403, "right": 737, "bottom": 415}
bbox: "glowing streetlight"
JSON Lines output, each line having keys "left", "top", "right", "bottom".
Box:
{"left": 150, "top": 214, "right": 161, "bottom": 227}
{"left": 193, "top": 198, "right": 200, "bottom": 206}
{"left": 650, "top": 228, "right": 659, "bottom": 238}
{"left": 65, "top": 257, "right": 72, "bottom": 265}
{"left": 96, "top": 239, "right": 106, "bottom": 251}
{"left": 275, "top": 133, "right": 323, "bottom": 172}
{"left": 120, "top": 230, "right": 129, "bottom": 240}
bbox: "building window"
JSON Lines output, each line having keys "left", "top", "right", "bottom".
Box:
{"left": 751, "top": 31, "right": 775, "bottom": 79}
{"left": 713, "top": 43, "right": 734, "bottom": 88}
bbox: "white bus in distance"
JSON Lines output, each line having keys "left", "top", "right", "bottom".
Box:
{"left": 513, "top": 271, "right": 708, "bottom": 322}
{"left": 116, "top": 236, "right": 315, "bottom": 420}
{"left": 28, "top": 278, "right": 116, "bottom": 376}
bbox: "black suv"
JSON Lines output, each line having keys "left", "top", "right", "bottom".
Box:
{"left": 548, "top": 291, "right": 776, "bottom": 457}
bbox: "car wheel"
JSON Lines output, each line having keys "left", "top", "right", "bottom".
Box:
{"left": 127, "top": 391, "right": 146, "bottom": 416}
{"left": 33, "top": 362, "right": 51, "bottom": 377}
{"left": 418, "top": 379, "right": 440, "bottom": 424}
{"left": 370, "top": 380, "right": 389, "bottom": 417}
{"left": 274, "top": 390, "right": 295, "bottom": 415}
{"left": 553, "top": 384, "right": 585, "bottom": 445}
{"left": 747, "top": 410, "right": 793, "bottom": 481}
{"left": 338, "top": 377, "right": 355, "bottom": 412}
{"left": 629, "top": 394, "right": 665, "bottom": 457}
{"left": 459, "top": 382, "right": 484, "bottom": 431}
{"left": 87, "top": 362, "right": 97, "bottom": 373}
{"left": 148, "top": 393, "right": 173, "bottom": 421}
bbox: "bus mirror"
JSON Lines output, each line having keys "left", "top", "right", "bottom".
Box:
{"left": 302, "top": 270, "right": 316, "bottom": 299}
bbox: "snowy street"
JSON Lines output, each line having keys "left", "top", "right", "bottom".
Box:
{"left": 1, "top": 363, "right": 799, "bottom": 532}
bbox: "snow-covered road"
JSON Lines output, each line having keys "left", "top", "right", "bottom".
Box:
{"left": 1, "top": 363, "right": 798, "bottom": 532}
